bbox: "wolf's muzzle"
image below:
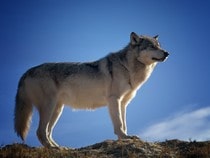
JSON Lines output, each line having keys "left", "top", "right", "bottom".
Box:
{"left": 152, "top": 51, "right": 169, "bottom": 62}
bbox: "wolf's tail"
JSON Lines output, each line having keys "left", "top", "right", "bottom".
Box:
{"left": 14, "top": 76, "right": 33, "bottom": 141}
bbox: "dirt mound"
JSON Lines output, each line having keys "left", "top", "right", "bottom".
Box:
{"left": 1, "top": 138, "right": 210, "bottom": 158}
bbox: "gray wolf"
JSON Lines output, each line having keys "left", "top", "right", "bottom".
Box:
{"left": 14, "top": 32, "right": 169, "bottom": 148}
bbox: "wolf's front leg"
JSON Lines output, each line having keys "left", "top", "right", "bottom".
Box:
{"left": 121, "top": 104, "right": 127, "bottom": 135}
{"left": 108, "top": 96, "right": 127, "bottom": 139}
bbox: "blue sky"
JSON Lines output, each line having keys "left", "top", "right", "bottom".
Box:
{"left": 0, "top": 0, "right": 210, "bottom": 148}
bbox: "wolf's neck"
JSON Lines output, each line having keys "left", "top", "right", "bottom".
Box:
{"left": 129, "top": 60, "right": 157, "bottom": 90}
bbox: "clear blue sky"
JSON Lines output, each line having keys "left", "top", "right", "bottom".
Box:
{"left": 1, "top": 0, "right": 210, "bottom": 148}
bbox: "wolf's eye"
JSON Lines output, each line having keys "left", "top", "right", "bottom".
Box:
{"left": 149, "top": 45, "right": 156, "bottom": 49}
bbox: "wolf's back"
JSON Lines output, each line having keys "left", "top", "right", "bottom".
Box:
{"left": 14, "top": 74, "right": 33, "bottom": 141}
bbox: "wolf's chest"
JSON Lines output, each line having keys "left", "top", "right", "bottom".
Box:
{"left": 130, "top": 65, "right": 156, "bottom": 90}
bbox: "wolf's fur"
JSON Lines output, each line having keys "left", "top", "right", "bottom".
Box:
{"left": 14, "top": 32, "right": 169, "bottom": 147}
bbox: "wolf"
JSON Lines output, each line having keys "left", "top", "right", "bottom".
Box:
{"left": 14, "top": 32, "right": 169, "bottom": 148}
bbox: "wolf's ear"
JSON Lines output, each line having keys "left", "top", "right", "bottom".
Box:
{"left": 154, "top": 35, "right": 159, "bottom": 40}
{"left": 130, "top": 32, "right": 140, "bottom": 45}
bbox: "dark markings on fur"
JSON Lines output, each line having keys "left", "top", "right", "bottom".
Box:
{"left": 136, "top": 37, "right": 159, "bottom": 51}
{"left": 139, "top": 39, "right": 152, "bottom": 50}
{"left": 84, "top": 61, "right": 100, "bottom": 73}
{"left": 19, "top": 62, "right": 101, "bottom": 87}
{"left": 106, "top": 56, "right": 113, "bottom": 78}
{"left": 118, "top": 45, "right": 129, "bottom": 63}
{"left": 118, "top": 50, "right": 132, "bottom": 87}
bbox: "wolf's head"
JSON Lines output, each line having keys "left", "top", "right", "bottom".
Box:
{"left": 130, "top": 32, "right": 169, "bottom": 65}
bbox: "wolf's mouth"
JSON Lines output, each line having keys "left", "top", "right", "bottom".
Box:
{"left": 152, "top": 57, "right": 167, "bottom": 62}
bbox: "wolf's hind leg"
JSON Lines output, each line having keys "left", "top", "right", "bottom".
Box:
{"left": 47, "top": 103, "right": 64, "bottom": 147}
{"left": 36, "top": 102, "right": 56, "bottom": 148}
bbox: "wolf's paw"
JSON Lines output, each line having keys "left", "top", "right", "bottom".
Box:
{"left": 118, "top": 135, "right": 140, "bottom": 140}
{"left": 124, "top": 135, "right": 140, "bottom": 140}
{"left": 59, "top": 146, "right": 71, "bottom": 150}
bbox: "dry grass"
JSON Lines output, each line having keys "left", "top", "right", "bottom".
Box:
{"left": 159, "top": 139, "right": 210, "bottom": 158}
{"left": 1, "top": 138, "right": 210, "bottom": 158}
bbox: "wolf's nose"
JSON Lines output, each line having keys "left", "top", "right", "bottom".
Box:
{"left": 164, "top": 51, "right": 169, "bottom": 57}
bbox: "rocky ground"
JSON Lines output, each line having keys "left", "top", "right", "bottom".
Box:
{"left": 1, "top": 138, "right": 210, "bottom": 158}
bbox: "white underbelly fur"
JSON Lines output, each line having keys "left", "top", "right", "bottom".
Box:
{"left": 59, "top": 77, "right": 109, "bottom": 109}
